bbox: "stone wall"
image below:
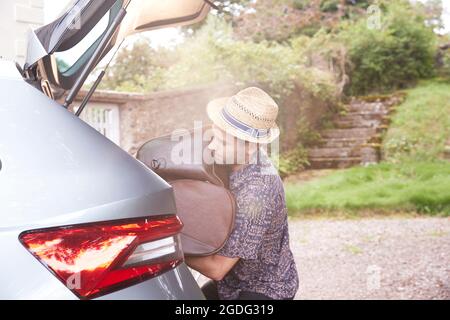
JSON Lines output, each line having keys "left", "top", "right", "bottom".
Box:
{"left": 119, "top": 83, "right": 240, "bottom": 154}
{"left": 278, "top": 83, "right": 330, "bottom": 150}
{"left": 77, "top": 83, "right": 239, "bottom": 154}
{"left": 76, "top": 82, "right": 330, "bottom": 154}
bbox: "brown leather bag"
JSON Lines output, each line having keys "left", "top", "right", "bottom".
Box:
{"left": 136, "top": 127, "right": 229, "bottom": 188}
{"left": 136, "top": 127, "right": 236, "bottom": 256}
{"left": 170, "top": 179, "right": 235, "bottom": 256}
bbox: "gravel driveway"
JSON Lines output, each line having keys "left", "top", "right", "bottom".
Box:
{"left": 289, "top": 216, "right": 450, "bottom": 300}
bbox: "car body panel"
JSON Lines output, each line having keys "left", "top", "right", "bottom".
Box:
{"left": 0, "top": 62, "right": 175, "bottom": 228}
{"left": 96, "top": 263, "right": 204, "bottom": 300}
{"left": 0, "top": 61, "right": 204, "bottom": 299}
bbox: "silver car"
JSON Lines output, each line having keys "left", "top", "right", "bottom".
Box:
{"left": 0, "top": 0, "right": 212, "bottom": 300}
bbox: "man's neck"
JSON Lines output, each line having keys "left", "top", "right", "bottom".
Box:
{"left": 230, "top": 149, "right": 260, "bottom": 173}
{"left": 230, "top": 163, "right": 246, "bottom": 173}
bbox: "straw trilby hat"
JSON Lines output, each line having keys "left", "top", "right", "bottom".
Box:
{"left": 207, "top": 87, "right": 280, "bottom": 144}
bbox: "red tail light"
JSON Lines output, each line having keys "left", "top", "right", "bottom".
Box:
{"left": 19, "top": 215, "right": 184, "bottom": 299}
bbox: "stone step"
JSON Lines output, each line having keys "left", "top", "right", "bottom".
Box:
{"left": 335, "top": 113, "right": 389, "bottom": 122}
{"left": 305, "top": 96, "right": 401, "bottom": 169}
{"left": 308, "top": 147, "right": 361, "bottom": 158}
{"left": 345, "top": 102, "right": 388, "bottom": 113}
{"left": 341, "top": 110, "right": 388, "bottom": 117}
{"left": 320, "top": 138, "right": 367, "bottom": 148}
{"left": 333, "top": 119, "right": 381, "bottom": 129}
{"left": 321, "top": 128, "right": 376, "bottom": 139}
{"left": 307, "top": 157, "right": 362, "bottom": 169}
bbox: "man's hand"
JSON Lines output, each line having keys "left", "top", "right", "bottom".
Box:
{"left": 185, "top": 254, "right": 239, "bottom": 281}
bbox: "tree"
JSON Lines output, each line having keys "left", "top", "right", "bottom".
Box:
{"left": 182, "top": 0, "right": 252, "bottom": 35}
{"left": 228, "top": 0, "right": 369, "bottom": 42}
{"left": 340, "top": 1, "right": 438, "bottom": 94}
{"left": 99, "top": 39, "right": 177, "bottom": 92}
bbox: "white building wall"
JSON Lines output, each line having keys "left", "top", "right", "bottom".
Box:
{"left": 0, "top": 0, "right": 45, "bottom": 65}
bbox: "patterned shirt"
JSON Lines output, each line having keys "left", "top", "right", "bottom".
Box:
{"left": 216, "top": 151, "right": 299, "bottom": 300}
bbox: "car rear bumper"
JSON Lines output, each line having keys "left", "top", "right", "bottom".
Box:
{"left": 97, "top": 263, "right": 205, "bottom": 300}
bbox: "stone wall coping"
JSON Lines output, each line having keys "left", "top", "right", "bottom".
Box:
{"left": 75, "top": 82, "right": 239, "bottom": 104}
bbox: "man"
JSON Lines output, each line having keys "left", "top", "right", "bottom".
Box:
{"left": 185, "top": 87, "right": 299, "bottom": 300}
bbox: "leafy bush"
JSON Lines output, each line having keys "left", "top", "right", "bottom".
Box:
{"left": 290, "top": 30, "right": 348, "bottom": 97}
{"left": 296, "top": 116, "right": 324, "bottom": 146}
{"left": 320, "top": 0, "right": 339, "bottom": 12}
{"left": 100, "top": 39, "right": 176, "bottom": 92}
{"left": 292, "top": 0, "right": 311, "bottom": 10}
{"left": 339, "top": 1, "right": 437, "bottom": 95}
{"left": 277, "top": 146, "right": 310, "bottom": 179}
{"left": 163, "top": 16, "right": 338, "bottom": 103}
{"left": 350, "top": 0, "right": 373, "bottom": 10}
{"left": 295, "top": 22, "right": 323, "bottom": 37}
{"left": 383, "top": 136, "right": 415, "bottom": 160}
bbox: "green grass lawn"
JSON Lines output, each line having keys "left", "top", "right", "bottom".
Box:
{"left": 382, "top": 79, "right": 450, "bottom": 162}
{"left": 285, "top": 161, "right": 450, "bottom": 216}
{"left": 285, "top": 79, "right": 450, "bottom": 217}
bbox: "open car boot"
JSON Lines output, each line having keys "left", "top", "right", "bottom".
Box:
{"left": 137, "top": 126, "right": 236, "bottom": 257}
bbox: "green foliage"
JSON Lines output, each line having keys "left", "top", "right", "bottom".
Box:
{"left": 318, "top": 110, "right": 336, "bottom": 130}
{"left": 339, "top": 1, "right": 438, "bottom": 95}
{"left": 350, "top": 0, "right": 374, "bottom": 10}
{"left": 346, "top": 0, "right": 378, "bottom": 9}
{"left": 320, "top": 0, "right": 339, "bottom": 12}
{"left": 292, "top": 0, "right": 311, "bottom": 10}
{"left": 383, "top": 136, "right": 415, "bottom": 160}
{"left": 295, "top": 22, "right": 322, "bottom": 37}
{"left": 382, "top": 80, "right": 450, "bottom": 162}
{"left": 100, "top": 39, "right": 176, "bottom": 93}
{"left": 278, "top": 146, "right": 310, "bottom": 179}
{"left": 164, "top": 16, "right": 295, "bottom": 99}
{"left": 297, "top": 116, "right": 323, "bottom": 146}
{"left": 276, "top": 118, "right": 322, "bottom": 179}
{"left": 164, "top": 16, "right": 338, "bottom": 103}
{"left": 290, "top": 30, "right": 348, "bottom": 97}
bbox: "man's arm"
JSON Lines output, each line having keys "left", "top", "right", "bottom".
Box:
{"left": 185, "top": 255, "right": 239, "bottom": 281}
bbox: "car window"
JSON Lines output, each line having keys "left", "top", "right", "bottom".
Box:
{"left": 54, "top": 0, "right": 123, "bottom": 76}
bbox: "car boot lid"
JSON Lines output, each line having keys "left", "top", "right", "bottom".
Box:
{"left": 23, "top": 0, "right": 212, "bottom": 96}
